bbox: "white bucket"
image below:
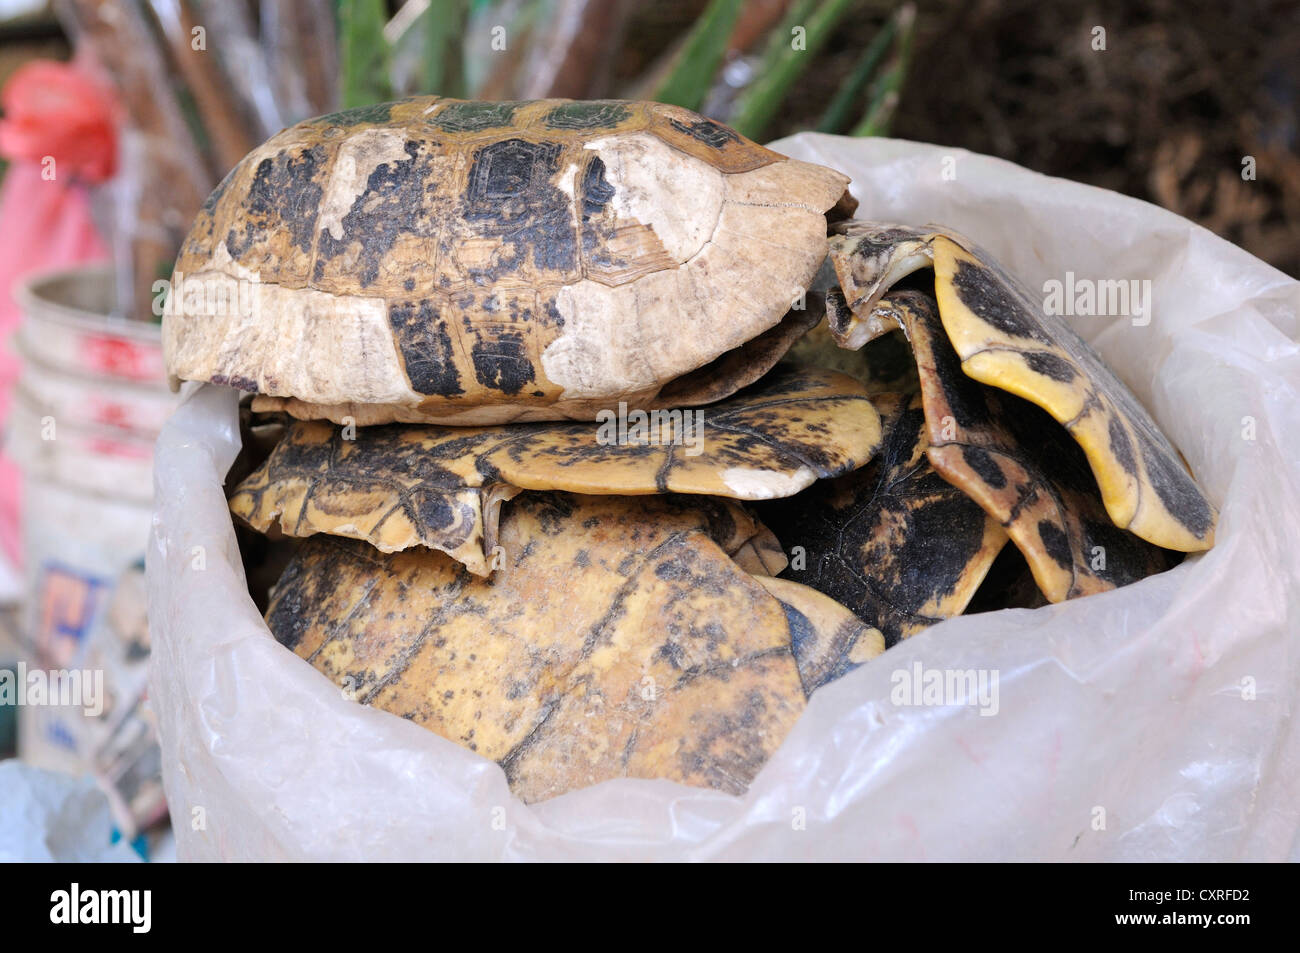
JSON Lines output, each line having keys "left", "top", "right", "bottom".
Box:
{"left": 6, "top": 390, "right": 155, "bottom": 503}
{"left": 7, "top": 266, "right": 172, "bottom": 507}
{"left": 13, "top": 342, "right": 175, "bottom": 436}
{"left": 15, "top": 266, "right": 166, "bottom": 384}
{"left": 8, "top": 265, "right": 162, "bottom": 782}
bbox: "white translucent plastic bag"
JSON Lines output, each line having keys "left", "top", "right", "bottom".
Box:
{"left": 147, "top": 135, "right": 1300, "bottom": 861}
{"left": 0, "top": 763, "right": 141, "bottom": 862}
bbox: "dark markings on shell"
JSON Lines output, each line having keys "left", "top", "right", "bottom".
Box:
{"left": 412, "top": 488, "right": 458, "bottom": 531}
{"left": 1139, "top": 435, "right": 1215, "bottom": 538}
{"left": 387, "top": 299, "right": 465, "bottom": 396}
{"left": 579, "top": 156, "right": 615, "bottom": 221}
{"left": 227, "top": 145, "right": 327, "bottom": 257}
{"left": 927, "top": 321, "right": 990, "bottom": 428}
{"left": 209, "top": 373, "right": 259, "bottom": 393}
{"left": 1107, "top": 414, "right": 1138, "bottom": 476}
{"left": 265, "top": 565, "right": 308, "bottom": 649}
{"left": 1084, "top": 516, "right": 1181, "bottom": 586}
{"left": 199, "top": 161, "right": 239, "bottom": 218}
{"left": 668, "top": 117, "right": 740, "bottom": 149}
{"left": 853, "top": 225, "right": 926, "bottom": 251}
{"left": 469, "top": 331, "right": 535, "bottom": 395}
{"left": 782, "top": 601, "right": 816, "bottom": 660}
{"left": 825, "top": 289, "right": 853, "bottom": 339}
{"left": 1037, "top": 519, "right": 1072, "bottom": 569}
{"left": 264, "top": 546, "right": 351, "bottom": 651}
{"left": 777, "top": 600, "right": 866, "bottom": 695}
{"left": 462, "top": 138, "right": 577, "bottom": 278}
{"left": 1023, "top": 350, "right": 1078, "bottom": 383}
{"left": 673, "top": 683, "right": 775, "bottom": 796}
{"left": 430, "top": 100, "right": 521, "bottom": 132}
{"left": 962, "top": 445, "right": 1007, "bottom": 489}
{"left": 316, "top": 139, "right": 436, "bottom": 287}
{"left": 949, "top": 258, "right": 1049, "bottom": 343}
{"left": 577, "top": 154, "right": 629, "bottom": 277}
{"left": 543, "top": 101, "right": 632, "bottom": 129}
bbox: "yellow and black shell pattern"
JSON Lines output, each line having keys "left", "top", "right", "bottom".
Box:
{"left": 757, "top": 393, "right": 1007, "bottom": 647}
{"left": 827, "top": 222, "right": 1217, "bottom": 553}
{"left": 165, "top": 98, "right": 852, "bottom": 426}
{"left": 228, "top": 366, "right": 881, "bottom": 576}
{"left": 265, "top": 492, "right": 814, "bottom": 803}
{"left": 884, "top": 290, "right": 1178, "bottom": 603}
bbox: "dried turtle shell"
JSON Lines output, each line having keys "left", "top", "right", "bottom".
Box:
{"left": 265, "top": 493, "right": 812, "bottom": 802}
{"left": 753, "top": 575, "right": 885, "bottom": 694}
{"left": 230, "top": 366, "right": 880, "bottom": 576}
{"left": 165, "top": 97, "right": 853, "bottom": 426}
{"left": 781, "top": 310, "right": 920, "bottom": 396}
{"left": 826, "top": 222, "right": 1217, "bottom": 553}
{"left": 757, "top": 393, "right": 1008, "bottom": 646}
{"left": 883, "top": 290, "right": 1178, "bottom": 603}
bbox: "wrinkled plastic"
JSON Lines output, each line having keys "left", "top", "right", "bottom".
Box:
{"left": 147, "top": 135, "right": 1300, "bottom": 861}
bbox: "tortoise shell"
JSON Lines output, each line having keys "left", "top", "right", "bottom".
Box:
{"left": 826, "top": 222, "right": 1217, "bottom": 553}
{"left": 758, "top": 392, "right": 1008, "bottom": 647}
{"left": 229, "top": 366, "right": 881, "bottom": 576}
{"left": 165, "top": 98, "right": 852, "bottom": 425}
{"left": 885, "top": 290, "right": 1178, "bottom": 603}
{"left": 266, "top": 492, "right": 812, "bottom": 802}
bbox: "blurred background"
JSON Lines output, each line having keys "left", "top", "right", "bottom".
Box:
{"left": 0, "top": 0, "right": 1294, "bottom": 860}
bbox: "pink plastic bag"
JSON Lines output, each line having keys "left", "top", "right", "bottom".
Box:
{"left": 0, "top": 60, "right": 117, "bottom": 564}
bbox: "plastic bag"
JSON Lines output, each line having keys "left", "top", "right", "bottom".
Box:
{"left": 147, "top": 135, "right": 1300, "bottom": 861}
{"left": 0, "top": 59, "right": 116, "bottom": 570}
{"left": 0, "top": 762, "right": 141, "bottom": 862}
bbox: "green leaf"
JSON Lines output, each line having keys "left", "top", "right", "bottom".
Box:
{"left": 817, "top": 13, "right": 898, "bottom": 134}
{"left": 851, "top": 4, "right": 916, "bottom": 137}
{"left": 652, "top": 0, "right": 743, "bottom": 111}
{"left": 423, "top": 0, "right": 469, "bottom": 97}
{"left": 727, "top": 0, "right": 859, "bottom": 141}
{"left": 339, "top": 0, "right": 393, "bottom": 109}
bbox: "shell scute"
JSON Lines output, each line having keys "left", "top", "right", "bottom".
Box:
{"left": 827, "top": 221, "right": 1217, "bottom": 552}
{"left": 264, "top": 493, "right": 809, "bottom": 802}
{"left": 168, "top": 97, "right": 851, "bottom": 424}
{"left": 758, "top": 393, "right": 1007, "bottom": 646}
{"left": 541, "top": 99, "right": 634, "bottom": 130}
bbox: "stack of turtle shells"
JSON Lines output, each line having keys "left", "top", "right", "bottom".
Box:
{"left": 165, "top": 98, "right": 1216, "bottom": 804}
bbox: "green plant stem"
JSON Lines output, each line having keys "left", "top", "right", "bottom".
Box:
{"left": 728, "top": 0, "right": 860, "bottom": 141}
{"left": 817, "top": 13, "right": 898, "bottom": 133}
{"left": 851, "top": 4, "right": 916, "bottom": 137}
{"left": 340, "top": 0, "right": 393, "bottom": 108}
{"left": 652, "top": 0, "right": 744, "bottom": 111}
{"left": 424, "top": 0, "right": 468, "bottom": 97}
